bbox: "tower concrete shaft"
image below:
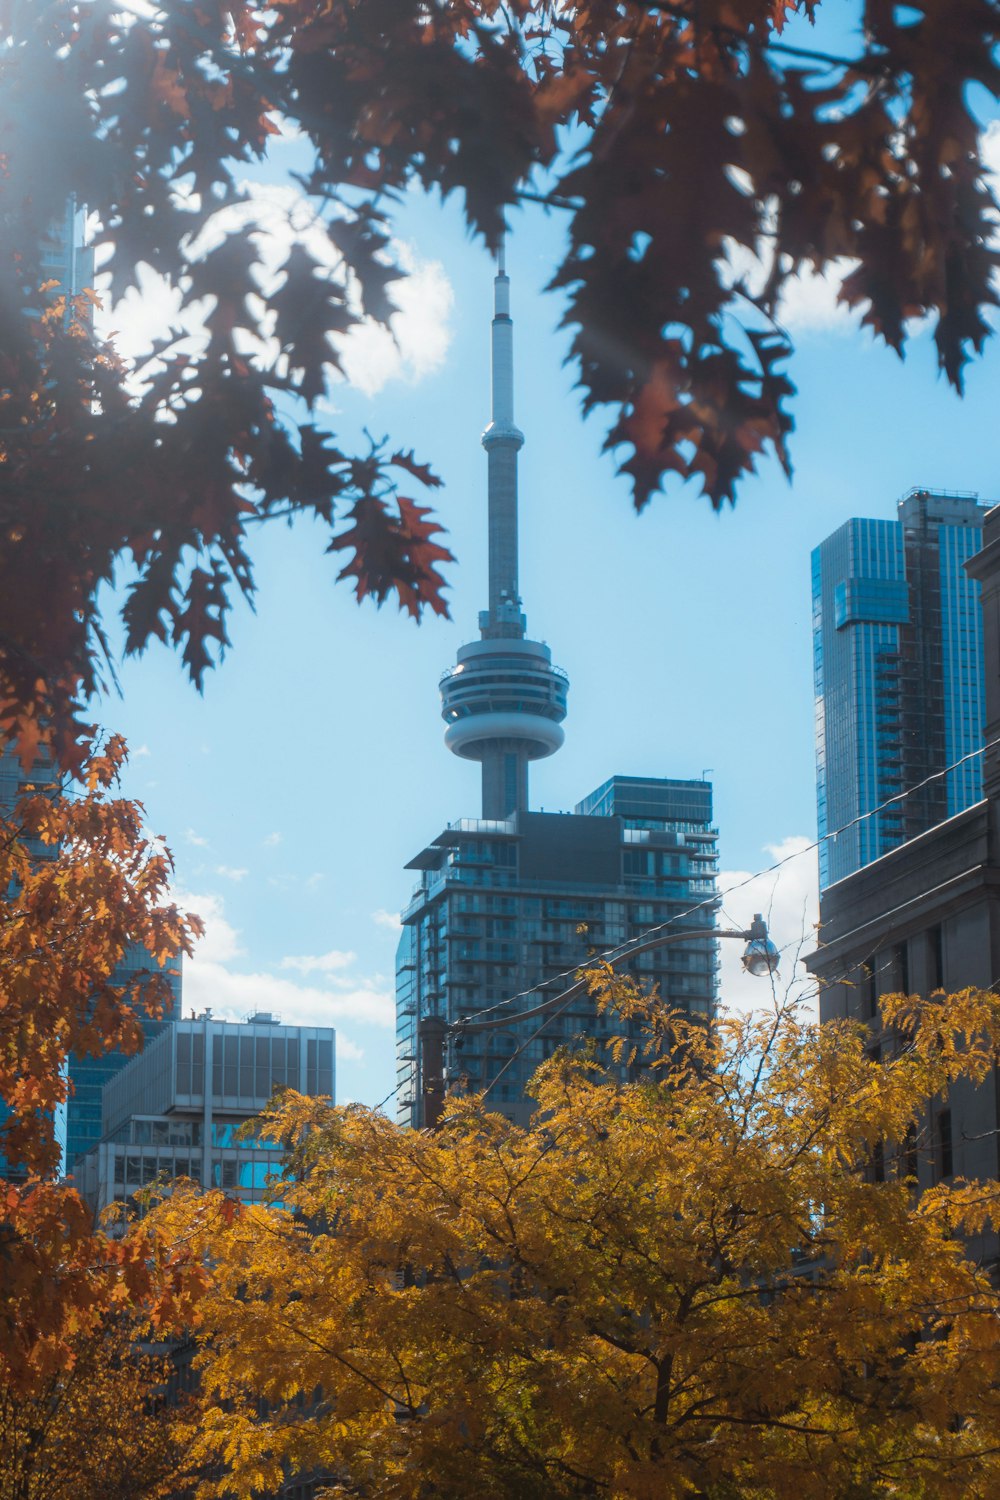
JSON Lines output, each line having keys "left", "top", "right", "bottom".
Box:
{"left": 440, "top": 250, "right": 569, "bottom": 819}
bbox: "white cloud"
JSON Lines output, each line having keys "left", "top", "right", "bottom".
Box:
{"left": 716, "top": 835, "right": 820, "bottom": 1018}
{"left": 371, "top": 908, "right": 402, "bottom": 932}
{"left": 185, "top": 828, "right": 209, "bottom": 848}
{"left": 725, "top": 236, "right": 862, "bottom": 336}
{"left": 183, "top": 959, "right": 391, "bottom": 1031}
{"left": 99, "top": 183, "right": 454, "bottom": 398}
{"left": 983, "top": 119, "right": 1000, "bottom": 179}
{"left": 104, "top": 261, "right": 195, "bottom": 366}
{"left": 215, "top": 864, "right": 249, "bottom": 883}
{"left": 339, "top": 242, "right": 454, "bottom": 396}
{"left": 262, "top": 831, "right": 282, "bottom": 847}
{"left": 777, "top": 259, "right": 863, "bottom": 334}
{"left": 281, "top": 949, "right": 356, "bottom": 976}
{"left": 304, "top": 872, "right": 325, "bottom": 892}
{"left": 173, "top": 889, "right": 243, "bottom": 965}
{"left": 333, "top": 1035, "right": 364, "bottom": 1062}
{"left": 174, "top": 891, "right": 392, "bottom": 1047}
{"left": 131, "top": 743, "right": 151, "bottom": 759}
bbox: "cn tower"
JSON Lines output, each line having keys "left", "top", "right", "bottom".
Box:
{"left": 439, "top": 246, "right": 569, "bottom": 819}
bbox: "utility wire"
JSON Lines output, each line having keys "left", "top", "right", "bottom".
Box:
{"left": 450, "top": 733, "right": 1000, "bottom": 1029}
{"left": 385, "top": 733, "right": 999, "bottom": 1115}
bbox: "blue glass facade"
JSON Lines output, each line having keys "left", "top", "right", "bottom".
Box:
{"left": 65, "top": 944, "right": 183, "bottom": 1175}
{"left": 396, "top": 778, "right": 719, "bottom": 1127}
{"left": 0, "top": 745, "right": 64, "bottom": 1179}
{"left": 813, "top": 490, "right": 987, "bottom": 889}
{"left": 1, "top": 202, "right": 98, "bottom": 1179}
{"left": 0, "top": 744, "right": 183, "bottom": 1178}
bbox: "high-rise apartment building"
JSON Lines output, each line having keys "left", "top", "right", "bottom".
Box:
{"left": 397, "top": 779, "right": 718, "bottom": 1127}
{"left": 812, "top": 488, "right": 988, "bottom": 889}
{"left": 396, "top": 255, "right": 719, "bottom": 1128}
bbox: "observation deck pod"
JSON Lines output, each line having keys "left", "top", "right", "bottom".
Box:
{"left": 440, "top": 637, "right": 568, "bottom": 760}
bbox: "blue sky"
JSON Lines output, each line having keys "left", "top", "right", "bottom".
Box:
{"left": 94, "top": 94, "right": 1000, "bottom": 1107}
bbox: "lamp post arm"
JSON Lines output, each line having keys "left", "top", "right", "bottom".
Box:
{"left": 455, "top": 927, "right": 750, "bottom": 1035}
{"left": 416, "top": 918, "right": 772, "bottom": 1129}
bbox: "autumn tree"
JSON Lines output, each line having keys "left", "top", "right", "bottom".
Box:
{"left": 3, "top": 1, "right": 1000, "bottom": 765}
{"left": 0, "top": 738, "right": 204, "bottom": 1397}
{"left": 148, "top": 977, "right": 1000, "bottom": 1499}
{"left": 0, "top": 1317, "right": 201, "bottom": 1500}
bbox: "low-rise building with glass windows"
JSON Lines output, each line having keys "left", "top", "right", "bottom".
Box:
{"left": 77, "top": 1011, "right": 335, "bottom": 1219}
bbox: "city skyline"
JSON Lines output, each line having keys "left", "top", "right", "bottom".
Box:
{"left": 813, "top": 489, "right": 989, "bottom": 889}
{"left": 95, "top": 146, "right": 1000, "bottom": 1109}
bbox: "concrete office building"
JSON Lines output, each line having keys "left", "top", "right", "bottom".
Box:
{"left": 813, "top": 488, "right": 988, "bottom": 888}
{"left": 807, "top": 501, "right": 1000, "bottom": 1266}
{"left": 78, "top": 1012, "right": 335, "bottom": 1220}
{"left": 396, "top": 255, "right": 718, "bottom": 1128}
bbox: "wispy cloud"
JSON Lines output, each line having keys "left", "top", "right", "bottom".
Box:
{"left": 99, "top": 183, "right": 454, "bottom": 399}
{"left": 185, "top": 828, "right": 209, "bottom": 848}
{"left": 215, "top": 864, "right": 249, "bottom": 883}
{"left": 282, "top": 949, "right": 356, "bottom": 976}
{"left": 173, "top": 889, "right": 243, "bottom": 964}
{"left": 262, "top": 831, "right": 282, "bottom": 847}
{"left": 371, "top": 908, "right": 402, "bottom": 932}
{"left": 173, "top": 891, "right": 390, "bottom": 1069}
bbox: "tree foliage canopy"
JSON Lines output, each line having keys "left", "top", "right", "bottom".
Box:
{"left": 2, "top": 0, "right": 1000, "bottom": 765}
{"left": 0, "top": 740, "right": 203, "bottom": 1397}
{"left": 148, "top": 977, "right": 1000, "bottom": 1499}
{"left": 0, "top": 1317, "right": 200, "bottom": 1500}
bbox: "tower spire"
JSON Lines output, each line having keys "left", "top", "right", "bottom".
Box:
{"left": 439, "top": 247, "right": 569, "bottom": 819}
{"left": 482, "top": 241, "right": 524, "bottom": 639}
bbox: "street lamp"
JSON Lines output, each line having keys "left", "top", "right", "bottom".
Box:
{"left": 741, "top": 913, "right": 781, "bottom": 978}
{"left": 416, "top": 914, "right": 779, "bottom": 1129}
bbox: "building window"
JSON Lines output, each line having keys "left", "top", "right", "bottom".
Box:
{"left": 927, "top": 925, "right": 944, "bottom": 993}
{"left": 936, "top": 1108, "right": 953, "bottom": 1180}
{"left": 894, "top": 941, "right": 910, "bottom": 996}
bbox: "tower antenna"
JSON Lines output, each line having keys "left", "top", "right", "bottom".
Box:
{"left": 438, "top": 245, "right": 569, "bottom": 818}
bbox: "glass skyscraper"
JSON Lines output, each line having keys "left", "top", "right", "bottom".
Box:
{"left": 396, "top": 255, "right": 719, "bottom": 1127}
{"left": 0, "top": 201, "right": 180, "bottom": 1179}
{"left": 65, "top": 944, "right": 183, "bottom": 1174}
{"left": 813, "top": 488, "right": 988, "bottom": 889}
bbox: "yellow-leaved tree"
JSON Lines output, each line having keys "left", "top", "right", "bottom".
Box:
{"left": 149, "top": 976, "right": 1000, "bottom": 1499}
{"left": 0, "top": 1317, "right": 201, "bottom": 1500}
